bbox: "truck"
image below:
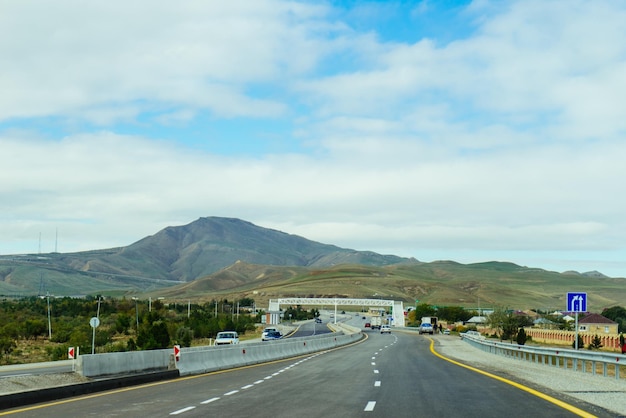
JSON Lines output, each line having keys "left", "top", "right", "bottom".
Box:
{"left": 370, "top": 315, "right": 383, "bottom": 330}
{"left": 420, "top": 316, "right": 438, "bottom": 333}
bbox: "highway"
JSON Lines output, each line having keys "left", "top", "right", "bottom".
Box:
{"left": 1, "top": 326, "right": 602, "bottom": 418}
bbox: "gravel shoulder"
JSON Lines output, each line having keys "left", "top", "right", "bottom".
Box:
{"left": 0, "top": 372, "right": 90, "bottom": 395}
{"left": 433, "top": 334, "right": 626, "bottom": 417}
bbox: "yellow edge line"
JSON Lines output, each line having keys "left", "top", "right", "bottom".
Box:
{"left": 0, "top": 333, "right": 367, "bottom": 416}
{"left": 427, "top": 338, "right": 598, "bottom": 418}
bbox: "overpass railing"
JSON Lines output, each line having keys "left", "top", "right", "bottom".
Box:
{"left": 460, "top": 332, "right": 625, "bottom": 380}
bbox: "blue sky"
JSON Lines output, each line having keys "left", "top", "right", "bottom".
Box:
{"left": 2, "top": 0, "right": 626, "bottom": 279}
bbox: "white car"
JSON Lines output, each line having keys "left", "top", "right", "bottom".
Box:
{"left": 418, "top": 323, "right": 434, "bottom": 335}
{"left": 380, "top": 325, "right": 391, "bottom": 334}
{"left": 215, "top": 331, "right": 239, "bottom": 345}
{"left": 262, "top": 327, "right": 278, "bottom": 341}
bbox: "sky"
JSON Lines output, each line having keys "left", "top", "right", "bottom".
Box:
{"left": 2, "top": 0, "right": 626, "bottom": 278}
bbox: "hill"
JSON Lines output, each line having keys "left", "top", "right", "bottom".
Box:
{"left": 0, "top": 217, "right": 411, "bottom": 296}
{"left": 156, "top": 260, "right": 626, "bottom": 311}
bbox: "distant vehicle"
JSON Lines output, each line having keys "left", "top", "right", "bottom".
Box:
{"left": 443, "top": 329, "right": 450, "bottom": 335}
{"left": 263, "top": 330, "right": 283, "bottom": 341}
{"left": 418, "top": 323, "right": 434, "bottom": 335}
{"left": 262, "top": 327, "right": 279, "bottom": 341}
{"left": 315, "top": 317, "right": 322, "bottom": 323}
{"left": 362, "top": 316, "right": 366, "bottom": 320}
{"left": 420, "top": 316, "right": 438, "bottom": 331}
{"left": 365, "top": 322, "right": 371, "bottom": 328}
{"left": 370, "top": 316, "right": 382, "bottom": 330}
{"left": 380, "top": 325, "right": 391, "bottom": 334}
{"left": 215, "top": 331, "right": 239, "bottom": 345}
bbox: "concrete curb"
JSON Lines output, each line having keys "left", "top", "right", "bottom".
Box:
{"left": 0, "top": 370, "right": 179, "bottom": 411}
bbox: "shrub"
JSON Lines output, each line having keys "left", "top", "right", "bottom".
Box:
{"left": 588, "top": 335, "right": 603, "bottom": 350}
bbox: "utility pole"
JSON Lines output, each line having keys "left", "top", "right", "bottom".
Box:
{"left": 46, "top": 292, "right": 52, "bottom": 339}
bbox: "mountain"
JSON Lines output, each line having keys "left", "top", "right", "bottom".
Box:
{"left": 2, "top": 217, "right": 623, "bottom": 309}
{"left": 93, "top": 217, "right": 412, "bottom": 281}
{"left": 0, "top": 217, "right": 413, "bottom": 295}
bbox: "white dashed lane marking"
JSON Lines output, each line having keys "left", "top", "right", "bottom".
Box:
{"left": 364, "top": 401, "right": 376, "bottom": 412}
{"left": 170, "top": 406, "right": 195, "bottom": 415}
{"left": 374, "top": 381, "right": 381, "bottom": 387}
{"left": 168, "top": 350, "right": 332, "bottom": 415}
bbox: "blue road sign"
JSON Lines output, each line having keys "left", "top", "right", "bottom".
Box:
{"left": 567, "top": 292, "right": 587, "bottom": 312}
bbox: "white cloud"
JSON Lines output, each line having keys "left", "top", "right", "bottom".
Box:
{"left": 0, "top": 0, "right": 329, "bottom": 122}
{"left": 1, "top": 1, "right": 626, "bottom": 277}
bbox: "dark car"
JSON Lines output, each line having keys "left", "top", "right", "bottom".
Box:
{"left": 315, "top": 317, "right": 322, "bottom": 323}
{"left": 263, "top": 330, "right": 283, "bottom": 341}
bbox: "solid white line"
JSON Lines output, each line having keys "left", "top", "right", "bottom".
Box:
{"left": 364, "top": 401, "right": 376, "bottom": 411}
{"left": 201, "top": 397, "right": 220, "bottom": 404}
{"left": 254, "top": 380, "right": 264, "bottom": 384}
{"left": 374, "top": 381, "right": 381, "bottom": 387}
{"left": 170, "top": 406, "right": 196, "bottom": 415}
{"left": 224, "top": 390, "right": 239, "bottom": 396}
{"left": 264, "top": 376, "right": 273, "bottom": 380}
{"left": 242, "top": 384, "right": 254, "bottom": 389}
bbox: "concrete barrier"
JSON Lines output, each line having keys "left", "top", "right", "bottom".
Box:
{"left": 176, "top": 333, "right": 361, "bottom": 376}
{"left": 78, "top": 348, "right": 173, "bottom": 377}
{"left": 78, "top": 331, "right": 363, "bottom": 378}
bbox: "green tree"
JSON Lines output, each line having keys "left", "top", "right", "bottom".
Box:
{"left": 437, "top": 306, "right": 475, "bottom": 323}
{"left": 588, "top": 335, "right": 603, "bottom": 350}
{"left": 413, "top": 303, "right": 436, "bottom": 321}
{"left": 137, "top": 312, "right": 171, "bottom": 350}
{"left": 601, "top": 306, "right": 626, "bottom": 333}
{"left": 0, "top": 337, "right": 16, "bottom": 364}
{"left": 23, "top": 319, "right": 47, "bottom": 340}
{"left": 176, "top": 327, "right": 193, "bottom": 347}
{"left": 516, "top": 327, "right": 528, "bottom": 345}
{"left": 115, "top": 314, "right": 132, "bottom": 334}
{"left": 489, "top": 307, "right": 534, "bottom": 342}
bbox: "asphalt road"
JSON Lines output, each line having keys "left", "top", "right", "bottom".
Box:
{"left": 2, "top": 329, "right": 603, "bottom": 418}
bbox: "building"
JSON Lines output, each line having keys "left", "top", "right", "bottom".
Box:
{"left": 577, "top": 313, "right": 618, "bottom": 335}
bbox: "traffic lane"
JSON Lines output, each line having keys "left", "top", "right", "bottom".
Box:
{"left": 288, "top": 320, "right": 333, "bottom": 338}
{"left": 371, "top": 332, "right": 595, "bottom": 418}
{"left": 187, "top": 336, "right": 379, "bottom": 417}
{"left": 1, "top": 337, "right": 374, "bottom": 418}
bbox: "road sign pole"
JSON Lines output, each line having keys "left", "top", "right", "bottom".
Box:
{"left": 574, "top": 312, "right": 579, "bottom": 350}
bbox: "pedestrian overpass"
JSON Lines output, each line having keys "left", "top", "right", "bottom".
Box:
{"left": 267, "top": 297, "right": 405, "bottom": 327}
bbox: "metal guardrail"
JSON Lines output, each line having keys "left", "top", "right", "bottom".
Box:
{"left": 460, "top": 332, "right": 626, "bottom": 380}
